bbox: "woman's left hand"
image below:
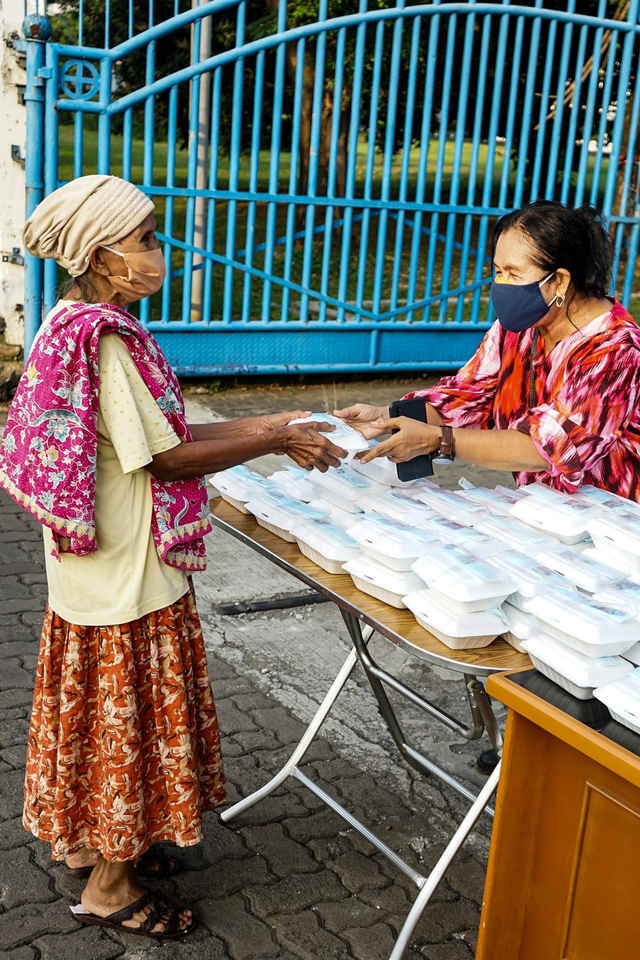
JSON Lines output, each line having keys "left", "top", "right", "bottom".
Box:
{"left": 248, "top": 410, "right": 312, "bottom": 436}
{"left": 355, "top": 417, "right": 441, "bottom": 463}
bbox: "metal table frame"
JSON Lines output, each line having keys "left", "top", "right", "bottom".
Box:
{"left": 212, "top": 506, "right": 509, "bottom": 959}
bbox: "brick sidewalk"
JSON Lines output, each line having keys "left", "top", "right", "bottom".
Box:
{"left": 0, "top": 484, "right": 487, "bottom": 960}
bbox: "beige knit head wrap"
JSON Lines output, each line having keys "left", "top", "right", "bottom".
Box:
{"left": 23, "top": 175, "right": 155, "bottom": 277}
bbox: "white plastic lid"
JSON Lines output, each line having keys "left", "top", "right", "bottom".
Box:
{"left": 583, "top": 545, "right": 640, "bottom": 580}
{"left": 587, "top": 511, "right": 640, "bottom": 558}
{"left": 457, "top": 484, "right": 526, "bottom": 516}
{"left": 577, "top": 484, "right": 640, "bottom": 512}
{"left": 310, "top": 465, "right": 384, "bottom": 501}
{"left": 592, "top": 579, "right": 640, "bottom": 618}
{"left": 210, "top": 465, "right": 277, "bottom": 501}
{"left": 404, "top": 588, "right": 506, "bottom": 638}
{"left": 487, "top": 550, "right": 573, "bottom": 597}
{"left": 509, "top": 495, "right": 601, "bottom": 540}
{"left": 343, "top": 554, "right": 424, "bottom": 596}
{"left": 526, "top": 586, "right": 638, "bottom": 645}
{"left": 420, "top": 515, "right": 503, "bottom": 558}
{"left": 268, "top": 465, "right": 317, "bottom": 503}
{"left": 294, "top": 517, "right": 360, "bottom": 561}
{"left": 594, "top": 668, "right": 640, "bottom": 720}
{"left": 414, "top": 487, "right": 486, "bottom": 526}
{"left": 288, "top": 413, "right": 369, "bottom": 454}
{"left": 519, "top": 482, "right": 573, "bottom": 503}
{"left": 523, "top": 633, "right": 634, "bottom": 688}
{"left": 346, "top": 513, "right": 438, "bottom": 559}
{"left": 475, "top": 515, "right": 554, "bottom": 555}
{"left": 534, "top": 544, "right": 622, "bottom": 593}
{"left": 502, "top": 602, "right": 538, "bottom": 640}
{"left": 351, "top": 445, "right": 416, "bottom": 487}
{"left": 245, "top": 493, "right": 329, "bottom": 531}
{"left": 308, "top": 497, "right": 357, "bottom": 530}
{"left": 411, "top": 543, "right": 516, "bottom": 602}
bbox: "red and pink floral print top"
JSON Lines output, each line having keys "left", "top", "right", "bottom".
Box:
{"left": 404, "top": 300, "right": 640, "bottom": 500}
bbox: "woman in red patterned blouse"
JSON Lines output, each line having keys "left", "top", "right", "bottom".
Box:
{"left": 338, "top": 201, "right": 640, "bottom": 500}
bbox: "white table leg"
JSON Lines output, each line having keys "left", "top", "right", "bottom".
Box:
{"left": 389, "top": 761, "right": 502, "bottom": 960}
{"left": 221, "top": 646, "right": 360, "bottom": 823}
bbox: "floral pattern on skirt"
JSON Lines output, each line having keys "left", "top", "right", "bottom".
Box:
{"left": 23, "top": 588, "right": 225, "bottom": 861}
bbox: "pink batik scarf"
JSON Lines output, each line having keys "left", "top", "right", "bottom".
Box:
{"left": 0, "top": 302, "right": 211, "bottom": 572}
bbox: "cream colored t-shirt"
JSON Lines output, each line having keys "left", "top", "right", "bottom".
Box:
{"left": 37, "top": 304, "right": 189, "bottom": 625}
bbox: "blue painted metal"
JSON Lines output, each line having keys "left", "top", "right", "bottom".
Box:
{"left": 23, "top": 0, "right": 640, "bottom": 374}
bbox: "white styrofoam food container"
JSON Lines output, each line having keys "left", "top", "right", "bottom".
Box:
{"left": 534, "top": 544, "right": 622, "bottom": 593}
{"left": 587, "top": 511, "right": 640, "bottom": 571}
{"left": 595, "top": 668, "right": 640, "bottom": 734}
{"left": 310, "top": 465, "right": 384, "bottom": 514}
{"left": 288, "top": 413, "right": 368, "bottom": 460}
{"left": 414, "top": 487, "right": 486, "bottom": 526}
{"left": 356, "top": 488, "right": 435, "bottom": 528}
{"left": 577, "top": 484, "right": 640, "bottom": 512}
{"left": 420, "top": 515, "right": 503, "bottom": 558}
{"left": 623, "top": 641, "right": 640, "bottom": 666}
{"left": 210, "top": 465, "right": 277, "bottom": 513}
{"left": 404, "top": 589, "right": 506, "bottom": 649}
{"left": 345, "top": 513, "right": 438, "bottom": 571}
{"left": 308, "top": 497, "right": 357, "bottom": 530}
{"left": 411, "top": 543, "right": 516, "bottom": 611}
{"left": 343, "top": 555, "right": 423, "bottom": 608}
{"left": 583, "top": 545, "right": 640, "bottom": 581}
{"left": 268, "top": 465, "right": 317, "bottom": 503}
{"left": 522, "top": 633, "right": 633, "bottom": 700}
{"left": 526, "top": 586, "right": 639, "bottom": 657}
{"left": 352, "top": 444, "right": 416, "bottom": 488}
{"left": 294, "top": 517, "right": 360, "bottom": 573}
{"left": 487, "top": 550, "right": 573, "bottom": 599}
{"left": 501, "top": 601, "right": 538, "bottom": 652}
{"left": 509, "top": 494, "right": 601, "bottom": 545}
{"left": 245, "top": 494, "right": 328, "bottom": 542}
{"left": 457, "top": 484, "right": 526, "bottom": 516}
{"left": 475, "top": 515, "right": 554, "bottom": 557}
{"left": 592, "top": 579, "right": 640, "bottom": 618}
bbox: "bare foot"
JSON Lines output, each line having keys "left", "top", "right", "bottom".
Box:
{"left": 65, "top": 847, "right": 100, "bottom": 870}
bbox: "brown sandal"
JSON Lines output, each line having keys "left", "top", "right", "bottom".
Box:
{"left": 70, "top": 891, "right": 197, "bottom": 940}
{"left": 61, "top": 851, "right": 182, "bottom": 880}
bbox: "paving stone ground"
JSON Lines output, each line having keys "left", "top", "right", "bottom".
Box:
{"left": 0, "top": 380, "right": 510, "bottom": 960}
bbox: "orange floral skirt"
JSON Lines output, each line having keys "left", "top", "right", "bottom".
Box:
{"left": 23, "top": 588, "right": 225, "bottom": 862}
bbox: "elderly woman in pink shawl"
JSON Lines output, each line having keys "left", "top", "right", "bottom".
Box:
{"left": 0, "top": 175, "right": 345, "bottom": 940}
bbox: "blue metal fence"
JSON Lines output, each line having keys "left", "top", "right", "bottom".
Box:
{"left": 23, "top": 0, "right": 640, "bottom": 374}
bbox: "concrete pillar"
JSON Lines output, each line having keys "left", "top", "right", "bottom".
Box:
{"left": 0, "top": 0, "right": 27, "bottom": 347}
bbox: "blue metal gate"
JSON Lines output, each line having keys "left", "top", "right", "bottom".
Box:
{"left": 23, "top": 0, "right": 640, "bottom": 374}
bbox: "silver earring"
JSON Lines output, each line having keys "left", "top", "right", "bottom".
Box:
{"left": 555, "top": 293, "right": 566, "bottom": 307}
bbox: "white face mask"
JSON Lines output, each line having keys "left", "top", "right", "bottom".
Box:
{"left": 100, "top": 245, "right": 166, "bottom": 301}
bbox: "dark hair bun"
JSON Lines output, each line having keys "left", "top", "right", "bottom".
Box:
{"left": 493, "top": 200, "right": 611, "bottom": 299}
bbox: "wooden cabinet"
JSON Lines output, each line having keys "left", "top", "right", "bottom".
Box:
{"left": 477, "top": 671, "right": 640, "bottom": 960}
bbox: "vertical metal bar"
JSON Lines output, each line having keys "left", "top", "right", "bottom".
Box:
{"left": 140, "top": 2, "right": 156, "bottom": 327}
{"left": 23, "top": 33, "right": 48, "bottom": 354}
{"left": 202, "top": 67, "right": 222, "bottom": 325}
{"left": 355, "top": 18, "right": 385, "bottom": 316}
{"left": 223, "top": 0, "right": 246, "bottom": 324}
{"left": 423, "top": 11, "right": 456, "bottom": 323}
{"left": 530, "top": 16, "right": 558, "bottom": 200}
{"left": 512, "top": 0, "right": 542, "bottom": 208}
{"left": 589, "top": 23, "right": 618, "bottom": 207}
{"left": 43, "top": 43, "right": 59, "bottom": 316}
{"left": 439, "top": 2, "right": 476, "bottom": 324}
{"left": 406, "top": 1, "right": 441, "bottom": 323}
{"left": 181, "top": 15, "right": 202, "bottom": 323}
{"left": 281, "top": 37, "right": 306, "bottom": 321}
{"left": 241, "top": 50, "right": 265, "bottom": 323}
{"left": 122, "top": 109, "right": 133, "bottom": 180}
{"left": 97, "top": 56, "right": 112, "bottom": 175}
{"left": 104, "top": 0, "right": 110, "bottom": 48}
{"left": 602, "top": 1, "right": 639, "bottom": 224}
{"left": 611, "top": 81, "right": 640, "bottom": 294}
{"left": 497, "top": 12, "right": 524, "bottom": 208}
{"left": 390, "top": 15, "right": 421, "bottom": 315}
{"left": 574, "top": 0, "right": 607, "bottom": 208}
{"left": 262, "top": 0, "right": 287, "bottom": 321}
{"left": 318, "top": 26, "right": 346, "bottom": 324}
{"left": 544, "top": 0, "right": 575, "bottom": 198}
{"left": 560, "top": 21, "right": 588, "bottom": 204}
{"left": 336, "top": 0, "right": 368, "bottom": 323}
{"left": 299, "top": 0, "right": 329, "bottom": 323}
{"left": 371, "top": 0, "right": 405, "bottom": 320}
{"left": 161, "top": 84, "right": 179, "bottom": 322}
{"left": 455, "top": 10, "right": 492, "bottom": 324}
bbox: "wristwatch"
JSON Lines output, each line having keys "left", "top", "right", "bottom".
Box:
{"left": 432, "top": 425, "right": 455, "bottom": 465}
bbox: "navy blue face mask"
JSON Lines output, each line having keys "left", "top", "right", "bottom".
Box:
{"left": 490, "top": 273, "right": 555, "bottom": 332}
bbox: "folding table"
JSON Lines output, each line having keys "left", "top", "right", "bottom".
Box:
{"left": 210, "top": 499, "right": 529, "bottom": 959}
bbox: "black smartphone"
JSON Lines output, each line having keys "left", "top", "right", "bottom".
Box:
{"left": 388, "top": 398, "right": 434, "bottom": 481}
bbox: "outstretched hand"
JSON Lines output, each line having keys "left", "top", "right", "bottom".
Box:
{"left": 333, "top": 403, "right": 389, "bottom": 439}
{"left": 277, "top": 421, "right": 347, "bottom": 472}
{"left": 249, "top": 410, "right": 312, "bottom": 435}
{"left": 355, "top": 417, "right": 440, "bottom": 464}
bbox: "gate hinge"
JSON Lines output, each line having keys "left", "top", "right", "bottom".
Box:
{"left": 2, "top": 249, "right": 25, "bottom": 267}
{"left": 11, "top": 145, "right": 25, "bottom": 168}
{"left": 37, "top": 66, "right": 53, "bottom": 79}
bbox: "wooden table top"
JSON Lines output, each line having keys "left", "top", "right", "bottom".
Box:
{"left": 210, "top": 498, "right": 531, "bottom": 678}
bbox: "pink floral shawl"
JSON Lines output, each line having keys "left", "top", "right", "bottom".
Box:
{"left": 0, "top": 302, "right": 211, "bottom": 571}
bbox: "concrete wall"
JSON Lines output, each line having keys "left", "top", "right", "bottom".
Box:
{"left": 0, "top": 0, "right": 27, "bottom": 347}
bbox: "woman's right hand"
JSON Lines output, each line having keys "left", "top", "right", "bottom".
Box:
{"left": 333, "top": 403, "right": 389, "bottom": 439}
{"left": 272, "top": 422, "right": 347, "bottom": 472}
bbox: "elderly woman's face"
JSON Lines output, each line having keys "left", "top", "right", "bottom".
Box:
{"left": 493, "top": 229, "right": 546, "bottom": 286}
{"left": 115, "top": 212, "right": 160, "bottom": 253}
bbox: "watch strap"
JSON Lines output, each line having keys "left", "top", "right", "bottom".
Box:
{"left": 436, "top": 425, "right": 455, "bottom": 461}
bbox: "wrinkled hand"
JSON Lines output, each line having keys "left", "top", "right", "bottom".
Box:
{"left": 333, "top": 403, "right": 388, "bottom": 440}
{"left": 249, "top": 410, "right": 311, "bottom": 436}
{"left": 355, "top": 417, "right": 440, "bottom": 464}
{"left": 276, "top": 422, "right": 347, "bottom": 472}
